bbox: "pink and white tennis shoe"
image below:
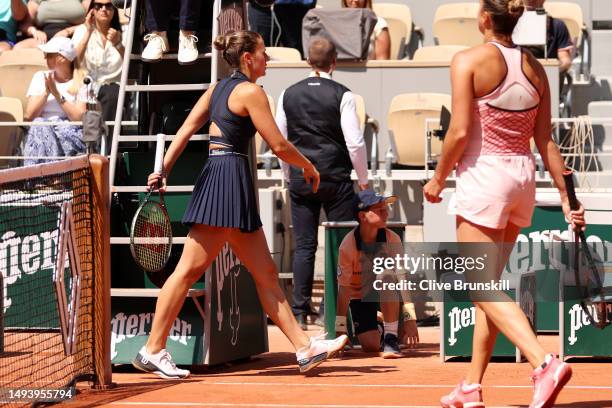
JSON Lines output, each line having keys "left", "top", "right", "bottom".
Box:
{"left": 440, "top": 380, "right": 485, "bottom": 408}
{"left": 529, "top": 354, "right": 572, "bottom": 408}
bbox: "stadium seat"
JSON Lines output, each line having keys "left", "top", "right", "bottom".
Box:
{"left": 433, "top": 3, "right": 482, "bottom": 47}
{"left": 387, "top": 93, "right": 451, "bottom": 167}
{"left": 543, "top": 2, "right": 589, "bottom": 78}
{"left": 543, "top": 2, "right": 584, "bottom": 48}
{"left": 0, "top": 97, "right": 24, "bottom": 168}
{"left": 0, "top": 63, "right": 47, "bottom": 113}
{"left": 0, "top": 48, "right": 45, "bottom": 65}
{"left": 371, "top": 3, "right": 414, "bottom": 59}
{"left": 266, "top": 47, "right": 302, "bottom": 61}
{"left": 412, "top": 45, "right": 469, "bottom": 63}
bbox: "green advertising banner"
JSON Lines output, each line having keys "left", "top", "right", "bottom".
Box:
{"left": 562, "top": 288, "right": 612, "bottom": 357}
{"left": 110, "top": 243, "right": 268, "bottom": 366}
{"left": 443, "top": 300, "right": 516, "bottom": 358}
{"left": 1, "top": 203, "right": 66, "bottom": 329}
{"left": 515, "top": 193, "right": 612, "bottom": 332}
{"left": 110, "top": 295, "right": 205, "bottom": 365}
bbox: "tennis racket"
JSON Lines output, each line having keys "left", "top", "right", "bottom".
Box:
{"left": 130, "top": 134, "right": 172, "bottom": 273}
{"left": 563, "top": 170, "right": 610, "bottom": 329}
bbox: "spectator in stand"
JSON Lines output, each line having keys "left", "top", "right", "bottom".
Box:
{"left": 140, "top": 0, "right": 200, "bottom": 65}
{"left": 24, "top": 37, "right": 87, "bottom": 166}
{"left": 72, "top": 0, "right": 123, "bottom": 121}
{"left": 14, "top": 0, "right": 88, "bottom": 49}
{"left": 342, "top": 0, "right": 390, "bottom": 60}
{"left": 523, "top": 0, "right": 573, "bottom": 73}
{"left": 247, "top": 0, "right": 315, "bottom": 57}
{"left": 0, "top": 0, "right": 28, "bottom": 51}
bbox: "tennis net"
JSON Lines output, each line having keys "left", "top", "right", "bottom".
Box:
{"left": 0, "top": 155, "right": 111, "bottom": 406}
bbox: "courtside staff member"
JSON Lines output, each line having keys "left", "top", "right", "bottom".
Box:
{"left": 276, "top": 38, "right": 369, "bottom": 329}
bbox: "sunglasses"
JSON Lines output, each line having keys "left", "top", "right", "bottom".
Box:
{"left": 93, "top": 2, "right": 114, "bottom": 10}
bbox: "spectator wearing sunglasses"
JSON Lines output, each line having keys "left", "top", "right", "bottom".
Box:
{"left": 141, "top": 0, "right": 201, "bottom": 65}
{"left": 72, "top": 0, "right": 123, "bottom": 121}
{"left": 14, "top": 0, "right": 87, "bottom": 49}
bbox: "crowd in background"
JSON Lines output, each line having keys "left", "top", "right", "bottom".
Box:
{"left": 0, "top": 0, "right": 574, "bottom": 165}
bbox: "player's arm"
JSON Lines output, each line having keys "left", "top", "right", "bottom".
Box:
{"left": 530, "top": 55, "right": 585, "bottom": 230}
{"left": 423, "top": 51, "right": 474, "bottom": 203}
{"left": 245, "top": 84, "right": 319, "bottom": 192}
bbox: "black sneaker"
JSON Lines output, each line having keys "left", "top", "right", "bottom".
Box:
{"left": 381, "top": 333, "right": 402, "bottom": 359}
{"left": 132, "top": 346, "right": 190, "bottom": 379}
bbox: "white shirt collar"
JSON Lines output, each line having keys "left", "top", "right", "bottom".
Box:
{"left": 308, "top": 71, "right": 332, "bottom": 79}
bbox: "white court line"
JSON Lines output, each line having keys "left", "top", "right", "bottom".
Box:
{"left": 193, "top": 381, "right": 612, "bottom": 390}
{"left": 110, "top": 403, "right": 515, "bottom": 408}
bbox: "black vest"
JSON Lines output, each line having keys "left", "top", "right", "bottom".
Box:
{"left": 283, "top": 77, "right": 353, "bottom": 182}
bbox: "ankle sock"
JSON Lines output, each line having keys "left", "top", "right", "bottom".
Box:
{"left": 383, "top": 321, "right": 398, "bottom": 337}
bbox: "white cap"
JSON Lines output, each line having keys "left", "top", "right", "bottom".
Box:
{"left": 38, "top": 37, "right": 77, "bottom": 62}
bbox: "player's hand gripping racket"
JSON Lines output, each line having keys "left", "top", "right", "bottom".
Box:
{"left": 130, "top": 134, "right": 173, "bottom": 273}
{"left": 563, "top": 170, "right": 610, "bottom": 329}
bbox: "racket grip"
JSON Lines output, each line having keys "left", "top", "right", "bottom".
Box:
{"left": 563, "top": 169, "right": 579, "bottom": 211}
{"left": 154, "top": 133, "right": 165, "bottom": 174}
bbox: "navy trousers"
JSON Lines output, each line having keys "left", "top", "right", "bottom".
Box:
{"left": 289, "top": 180, "right": 355, "bottom": 318}
{"left": 145, "top": 0, "right": 202, "bottom": 31}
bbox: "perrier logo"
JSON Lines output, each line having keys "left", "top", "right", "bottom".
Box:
{"left": 448, "top": 306, "right": 475, "bottom": 346}
{"left": 568, "top": 303, "right": 611, "bottom": 345}
{"left": 1, "top": 230, "right": 59, "bottom": 313}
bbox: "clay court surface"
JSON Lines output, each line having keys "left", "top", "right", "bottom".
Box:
{"left": 67, "top": 326, "right": 612, "bottom": 408}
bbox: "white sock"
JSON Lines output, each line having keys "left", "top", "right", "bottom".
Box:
{"left": 383, "top": 321, "right": 398, "bottom": 337}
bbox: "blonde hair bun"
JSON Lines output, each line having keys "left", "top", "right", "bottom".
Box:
{"left": 507, "top": 0, "right": 524, "bottom": 15}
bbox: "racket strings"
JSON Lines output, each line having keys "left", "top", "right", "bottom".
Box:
{"left": 132, "top": 201, "right": 172, "bottom": 272}
{"left": 557, "top": 116, "right": 599, "bottom": 190}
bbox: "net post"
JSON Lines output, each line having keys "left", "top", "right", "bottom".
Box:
{"left": 0, "top": 272, "right": 3, "bottom": 354}
{"left": 88, "top": 154, "right": 113, "bottom": 389}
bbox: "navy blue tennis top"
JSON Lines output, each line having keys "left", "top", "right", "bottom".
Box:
{"left": 209, "top": 71, "right": 257, "bottom": 155}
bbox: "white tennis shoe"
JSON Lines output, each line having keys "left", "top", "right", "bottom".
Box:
{"left": 296, "top": 333, "right": 349, "bottom": 373}
{"left": 132, "top": 346, "right": 190, "bottom": 379}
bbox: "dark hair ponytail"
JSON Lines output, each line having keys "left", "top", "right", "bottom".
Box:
{"left": 214, "top": 30, "right": 262, "bottom": 68}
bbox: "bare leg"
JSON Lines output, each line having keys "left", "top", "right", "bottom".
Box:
{"left": 380, "top": 301, "right": 399, "bottom": 322}
{"left": 228, "top": 228, "right": 310, "bottom": 350}
{"left": 146, "top": 224, "right": 228, "bottom": 353}
{"left": 458, "top": 217, "right": 547, "bottom": 386}
{"left": 466, "top": 305, "right": 499, "bottom": 384}
{"left": 357, "top": 330, "right": 383, "bottom": 352}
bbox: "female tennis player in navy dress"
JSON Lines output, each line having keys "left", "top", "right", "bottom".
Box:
{"left": 132, "top": 30, "right": 348, "bottom": 379}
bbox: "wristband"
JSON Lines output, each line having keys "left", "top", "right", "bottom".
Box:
{"left": 335, "top": 316, "right": 347, "bottom": 332}
{"left": 402, "top": 303, "right": 417, "bottom": 321}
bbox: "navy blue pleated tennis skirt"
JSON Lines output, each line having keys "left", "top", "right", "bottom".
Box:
{"left": 182, "top": 152, "right": 262, "bottom": 233}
